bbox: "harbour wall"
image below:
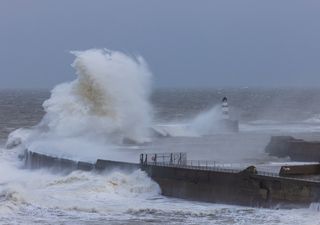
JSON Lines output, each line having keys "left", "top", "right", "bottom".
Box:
{"left": 265, "top": 136, "right": 320, "bottom": 161}
{"left": 141, "top": 163, "right": 320, "bottom": 208}
{"left": 24, "top": 150, "right": 139, "bottom": 173}
{"left": 22, "top": 150, "right": 320, "bottom": 208}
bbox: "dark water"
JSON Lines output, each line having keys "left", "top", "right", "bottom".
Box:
{"left": 0, "top": 90, "right": 48, "bottom": 140}
{"left": 2, "top": 88, "right": 320, "bottom": 140}
{"left": 152, "top": 88, "right": 320, "bottom": 122}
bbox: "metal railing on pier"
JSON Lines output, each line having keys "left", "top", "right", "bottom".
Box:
{"left": 140, "top": 152, "right": 187, "bottom": 165}
{"left": 140, "top": 152, "right": 250, "bottom": 173}
{"left": 139, "top": 153, "right": 320, "bottom": 183}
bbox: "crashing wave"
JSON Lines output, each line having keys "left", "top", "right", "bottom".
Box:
{"left": 6, "top": 49, "right": 153, "bottom": 160}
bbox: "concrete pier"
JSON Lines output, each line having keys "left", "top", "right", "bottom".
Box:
{"left": 23, "top": 150, "right": 138, "bottom": 173}
{"left": 22, "top": 150, "right": 320, "bottom": 209}
{"left": 279, "top": 164, "right": 320, "bottom": 176}
{"left": 265, "top": 136, "right": 320, "bottom": 161}
{"left": 140, "top": 153, "right": 320, "bottom": 208}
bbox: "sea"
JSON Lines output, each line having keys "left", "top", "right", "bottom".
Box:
{"left": 1, "top": 88, "right": 320, "bottom": 225}
{"left": 0, "top": 49, "right": 320, "bottom": 225}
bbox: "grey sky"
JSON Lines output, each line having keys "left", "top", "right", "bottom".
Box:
{"left": 0, "top": 0, "right": 319, "bottom": 89}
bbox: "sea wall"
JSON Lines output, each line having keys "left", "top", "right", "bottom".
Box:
{"left": 280, "top": 164, "right": 320, "bottom": 176}
{"left": 23, "top": 150, "right": 139, "bottom": 173}
{"left": 265, "top": 136, "right": 320, "bottom": 161}
{"left": 141, "top": 164, "right": 320, "bottom": 208}
{"left": 22, "top": 150, "right": 320, "bottom": 208}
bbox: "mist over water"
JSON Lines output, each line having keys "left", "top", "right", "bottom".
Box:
{"left": 190, "top": 105, "right": 224, "bottom": 135}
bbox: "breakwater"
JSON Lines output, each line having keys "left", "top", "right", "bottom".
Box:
{"left": 140, "top": 153, "right": 320, "bottom": 208}
{"left": 24, "top": 150, "right": 139, "bottom": 173}
{"left": 22, "top": 150, "right": 320, "bottom": 209}
{"left": 265, "top": 136, "right": 320, "bottom": 161}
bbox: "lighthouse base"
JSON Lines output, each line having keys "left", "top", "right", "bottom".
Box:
{"left": 216, "top": 119, "right": 239, "bottom": 133}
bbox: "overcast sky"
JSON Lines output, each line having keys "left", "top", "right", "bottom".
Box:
{"left": 0, "top": 0, "right": 319, "bottom": 89}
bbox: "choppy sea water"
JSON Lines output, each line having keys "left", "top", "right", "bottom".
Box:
{"left": 1, "top": 89, "right": 320, "bottom": 225}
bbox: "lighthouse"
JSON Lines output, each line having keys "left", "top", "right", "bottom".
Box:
{"left": 222, "top": 97, "right": 229, "bottom": 119}
{"left": 217, "top": 96, "right": 239, "bottom": 132}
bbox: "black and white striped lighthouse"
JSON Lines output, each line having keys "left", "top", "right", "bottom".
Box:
{"left": 222, "top": 97, "right": 229, "bottom": 119}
